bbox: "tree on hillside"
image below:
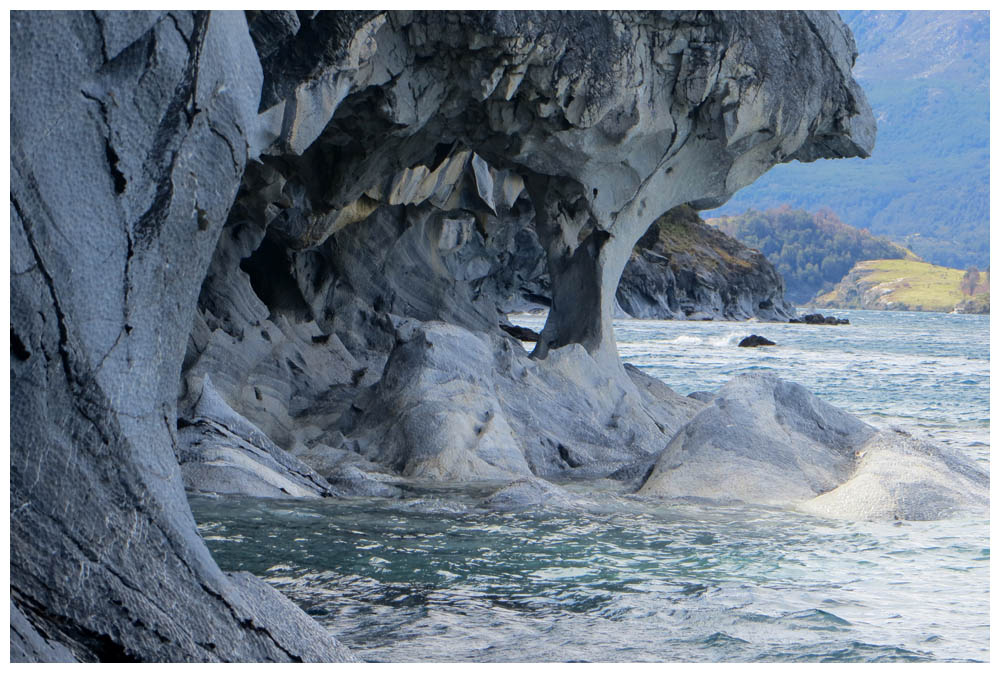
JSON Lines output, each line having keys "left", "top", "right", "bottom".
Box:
{"left": 707, "top": 207, "right": 909, "bottom": 303}
{"left": 961, "top": 266, "right": 980, "bottom": 295}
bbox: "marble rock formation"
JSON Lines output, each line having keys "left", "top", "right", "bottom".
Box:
{"left": 638, "top": 374, "right": 988, "bottom": 521}
{"left": 11, "top": 9, "right": 891, "bottom": 663}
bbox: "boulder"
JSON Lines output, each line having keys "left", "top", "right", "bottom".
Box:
{"left": 483, "top": 477, "right": 577, "bottom": 512}
{"left": 738, "top": 335, "right": 777, "bottom": 347}
{"left": 638, "top": 373, "right": 988, "bottom": 521}
{"left": 340, "top": 322, "right": 534, "bottom": 481}
{"left": 796, "top": 313, "right": 850, "bottom": 325}
{"left": 639, "top": 373, "right": 876, "bottom": 506}
{"left": 325, "top": 464, "right": 403, "bottom": 498}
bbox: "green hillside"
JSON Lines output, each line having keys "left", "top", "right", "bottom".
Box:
{"left": 705, "top": 11, "right": 989, "bottom": 270}
{"left": 814, "top": 259, "right": 989, "bottom": 313}
{"left": 708, "top": 207, "right": 913, "bottom": 304}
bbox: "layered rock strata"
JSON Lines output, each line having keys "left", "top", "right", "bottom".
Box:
{"left": 19, "top": 9, "right": 968, "bottom": 664}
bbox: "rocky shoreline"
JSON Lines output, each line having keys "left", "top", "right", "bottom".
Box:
{"left": 11, "top": 10, "right": 985, "bottom": 663}
{"left": 617, "top": 205, "right": 795, "bottom": 322}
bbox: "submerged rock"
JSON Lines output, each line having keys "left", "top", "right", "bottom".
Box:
{"left": 800, "top": 432, "right": 989, "bottom": 521}
{"left": 483, "top": 477, "right": 577, "bottom": 512}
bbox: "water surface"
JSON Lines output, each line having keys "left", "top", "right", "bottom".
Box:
{"left": 191, "top": 309, "right": 989, "bottom": 662}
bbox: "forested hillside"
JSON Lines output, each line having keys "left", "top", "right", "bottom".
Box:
{"left": 705, "top": 11, "right": 989, "bottom": 270}
{"left": 709, "top": 207, "right": 912, "bottom": 303}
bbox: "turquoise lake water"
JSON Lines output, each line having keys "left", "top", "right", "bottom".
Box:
{"left": 190, "top": 309, "right": 989, "bottom": 662}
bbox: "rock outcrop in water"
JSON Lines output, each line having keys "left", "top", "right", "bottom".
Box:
{"left": 617, "top": 206, "right": 795, "bottom": 321}
{"left": 15, "top": 9, "right": 983, "bottom": 664}
{"left": 638, "top": 374, "right": 988, "bottom": 520}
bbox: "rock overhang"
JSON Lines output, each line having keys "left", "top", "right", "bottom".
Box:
{"left": 10, "top": 10, "right": 888, "bottom": 663}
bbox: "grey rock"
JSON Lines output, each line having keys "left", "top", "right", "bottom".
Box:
{"left": 483, "top": 477, "right": 577, "bottom": 512}
{"left": 639, "top": 373, "right": 988, "bottom": 520}
{"left": 342, "top": 321, "right": 534, "bottom": 481}
{"left": 177, "top": 376, "right": 335, "bottom": 498}
{"left": 639, "top": 373, "right": 876, "bottom": 506}
{"left": 10, "top": 602, "right": 77, "bottom": 663}
{"left": 338, "top": 321, "right": 701, "bottom": 482}
{"left": 617, "top": 206, "right": 795, "bottom": 321}
{"left": 800, "top": 432, "right": 989, "bottom": 521}
{"left": 11, "top": 10, "right": 350, "bottom": 662}
{"left": 326, "top": 464, "right": 403, "bottom": 498}
{"left": 222, "top": 571, "right": 356, "bottom": 662}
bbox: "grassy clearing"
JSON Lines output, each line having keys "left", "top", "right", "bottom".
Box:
{"left": 816, "top": 259, "right": 989, "bottom": 312}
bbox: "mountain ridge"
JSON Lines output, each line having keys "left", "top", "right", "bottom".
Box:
{"left": 705, "top": 10, "right": 989, "bottom": 270}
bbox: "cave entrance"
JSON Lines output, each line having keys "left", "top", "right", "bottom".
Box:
{"left": 239, "top": 235, "right": 315, "bottom": 323}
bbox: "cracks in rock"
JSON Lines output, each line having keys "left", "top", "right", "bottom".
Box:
{"left": 11, "top": 188, "right": 121, "bottom": 450}
{"left": 207, "top": 121, "right": 242, "bottom": 176}
{"left": 104, "top": 141, "right": 128, "bottom": 194}
{"left": 166, "top": 11, "right": 192, "bottom": 50}
{"left": 90, "top": 11, "right": 110, "bottom": 63}
{"left": 133, "top": 11, "right": 210, "bottom": 248}
{"left": 79, "top": 89, "right": 128, "bottom": 199}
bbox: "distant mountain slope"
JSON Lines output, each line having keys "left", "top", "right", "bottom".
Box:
{"left": 708, "top": 207, "right": 913, "bottom": 304}
{"left": 814, "top": 259, "right": 990, "bottom": 314}
{"left": 705, "top": 10, "right": 989, "bottom": 270}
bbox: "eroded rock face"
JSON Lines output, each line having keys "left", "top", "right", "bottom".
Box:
{"left": 11, "top": 10, "right": 354, "bottom": 663}
{"left": 224, "top": 10, "right": 875, "bottom": 368}
{"left": 799, "top": 431, "right": 990, "bottom": 521}
{"left": 617, "top": 206, "right": 795, "bottom": 321}
{"left": 12, "top": 9, "right": 878, "bottom": 663}
{"left": 335, "top": 321, "right": 700, "bottom": 482}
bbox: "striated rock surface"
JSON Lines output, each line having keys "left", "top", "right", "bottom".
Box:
{"left": 177, "top": 376, "right": 335, "bottom": 498}
{"left": 12, "top": 8, "right": 887, "bottom": 663}
{"left": 11, "top": 10, "right": 355, "bottom": 663}
{"left": 617, "top": 205, "right": 795, "bottom": 321}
